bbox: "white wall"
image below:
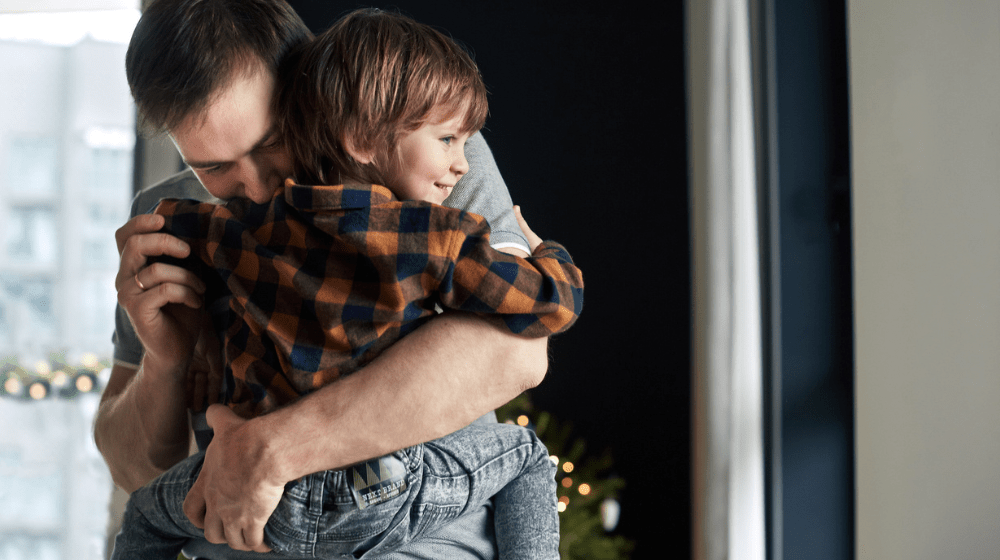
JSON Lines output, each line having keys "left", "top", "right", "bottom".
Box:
{"left": 850, "top": 0, "right": 1000, "bottom": 558}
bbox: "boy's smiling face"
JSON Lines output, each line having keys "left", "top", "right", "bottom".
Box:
{"left": 385, "top": 111, "right": 472, "bottom": 205}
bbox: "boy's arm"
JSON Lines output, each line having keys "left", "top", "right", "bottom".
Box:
{"left": 433, "top": 209, "right": 584, "bottom": 338}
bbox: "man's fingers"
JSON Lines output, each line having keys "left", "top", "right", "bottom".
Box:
{"left": 120, "top": 282, "right": 204, "bottom": 316}
{"left": 183, "top": 478, "right": 208, "bottom": 529}
{"left": 203, "top": 515, "right": 227, "bottom": 545}
{"left": 116, "top": 232, "right": 192, "bottom": 291}
{"left": 244, "top": 525, "right": 273, "bottom": 553}
{"left": 223, "top": 523, "right": 249, "bottom": 551}
{"left": 115, "top": 213, "right": 165, "bottom": 254}
{"left": 130, "top": 262, "right": 207, "bottom": 297}
{"left": 204, "top": 403, "right": 238, "bottom": 430}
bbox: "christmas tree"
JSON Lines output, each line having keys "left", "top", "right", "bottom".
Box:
{"left": 496, "top": 392, "right": 634, "bottom": 559}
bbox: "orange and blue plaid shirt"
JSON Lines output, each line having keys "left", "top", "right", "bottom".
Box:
{"left": 154, "top": 180, "right": 583, "bottom": 418}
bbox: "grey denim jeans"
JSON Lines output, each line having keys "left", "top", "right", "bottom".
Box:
{"left": 110, "top": 422, "right": 558, "bottom": 559}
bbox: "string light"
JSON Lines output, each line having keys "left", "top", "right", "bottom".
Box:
{"left": 561, "top": 477, "right": 573, "bottom": 488}
{"left": 0, "top": 355, "right": 106, "bottom": 400}
{"left": 76, "top": 374, "right": 94, "bottom": 393}
{"left": 4, "top": 377, "right": 22, "bottom": 395}
{"left": 28, "top": 381, "right": 48, "bottom": 400}
{"left": 562, "top": 461, "right": 575, "bottom": 473}
{"left": 81, "top": 353, "right": 99, "bottom": 368}
{"left": 578, "top": 483, "right": 592, "bottom": 496}
{"left": 52, "top": 370, "right": 68, "bottom": 387}
{"left": 516, "top": 415, "right": 529, "bottom": 427}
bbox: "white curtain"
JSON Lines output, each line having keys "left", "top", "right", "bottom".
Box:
{"left": 688, "top": 0, "right": 765, "bottom": 559}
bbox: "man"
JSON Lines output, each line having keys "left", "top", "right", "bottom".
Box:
{"left": 94, "top": 1, "right": 547, "bottom": 558}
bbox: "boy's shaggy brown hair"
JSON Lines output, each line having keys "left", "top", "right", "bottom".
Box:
{"left": 279, "top": 8, "right": 489, "bottom": 186}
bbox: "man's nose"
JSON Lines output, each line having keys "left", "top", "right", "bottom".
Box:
{"left": 236, "top": 158, "right": 277, "bottom": 204}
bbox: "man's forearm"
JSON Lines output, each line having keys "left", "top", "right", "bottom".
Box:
{"left": 252, "top": 312, "right": 548, "bottom": 484}
{"left": 95, "top": 360, "right": 192, "bottom": 493}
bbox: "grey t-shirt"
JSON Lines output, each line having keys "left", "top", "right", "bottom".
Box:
{"left": 112, "top": 132, "right": 527, "bottom": 560}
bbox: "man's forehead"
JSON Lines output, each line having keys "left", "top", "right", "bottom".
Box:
{"left": 170, "top": 69, "right": 279, "bottom": 164}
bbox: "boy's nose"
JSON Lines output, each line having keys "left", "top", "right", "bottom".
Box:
{"left": 451, "top": 153, "right": 469, "bottom": 177}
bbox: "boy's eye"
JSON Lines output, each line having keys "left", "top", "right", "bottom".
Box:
{"left": 440, "top": 136, "right": 454, "bottom": 145}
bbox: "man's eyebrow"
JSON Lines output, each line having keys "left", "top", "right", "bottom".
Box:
{"left": 183, "top": 126, "right": 280, "bottom": 169}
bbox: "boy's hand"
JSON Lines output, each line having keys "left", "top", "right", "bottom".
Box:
{"left": 513, "top": 205, "right": 543, "bottom": 253}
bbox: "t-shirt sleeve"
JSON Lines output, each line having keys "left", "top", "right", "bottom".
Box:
{"left": 442, "top": 132, "right": 530, "bottom": 254}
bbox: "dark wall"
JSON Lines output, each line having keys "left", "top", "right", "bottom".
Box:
{"left": 287, "top": 3, "right": 689, "bottom": 557}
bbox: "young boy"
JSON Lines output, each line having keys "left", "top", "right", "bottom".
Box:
{"left": 111, "top": 9, "right": 582, "bottom": 560}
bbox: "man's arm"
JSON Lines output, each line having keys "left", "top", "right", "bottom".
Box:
{"left": 184, "top": 311, "right": 548, "bottom": 551}
{"left": 96, "top": 362, "right": 190, "bottom": 493}
{"left": 95, "top": 213, "right": 209, "bottom": 492}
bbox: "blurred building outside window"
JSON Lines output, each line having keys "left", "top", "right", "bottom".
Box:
{"left": 0, "top": 3, "right": 140, "bottom": 559}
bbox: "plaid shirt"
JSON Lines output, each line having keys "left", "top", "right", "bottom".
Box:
{"left": 154, "top": 180, "right": 584, "bottom": 418}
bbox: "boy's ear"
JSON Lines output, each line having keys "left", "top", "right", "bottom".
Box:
{"left": 342, "top": 135, "right": 374, "bottom": 165}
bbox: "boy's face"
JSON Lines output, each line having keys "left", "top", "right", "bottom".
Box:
{"left": 385, "top": 111, "right": 472, "bottom": 205}
{"left": 170, "top": 68, "right": 294, "bottom": 204}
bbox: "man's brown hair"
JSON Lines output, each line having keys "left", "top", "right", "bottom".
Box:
{"left": 126, "top": 0, "right": 312, "bottom": 133}
{"left": 278, "top": 8, "right": 489, "bottom": 186}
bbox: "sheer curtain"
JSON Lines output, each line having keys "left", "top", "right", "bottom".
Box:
{"left": 688, "top": 0, "right": 765, "bottom": 558}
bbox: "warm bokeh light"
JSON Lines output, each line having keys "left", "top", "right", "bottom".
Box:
{"left": 562, "top": 461, "right": 574, "bottom": 473}
{"left": 4, "top": 377, "right": 22, "bottom": 395}
{"left": 29, "top": 382, "right": 47, "bottom": 400}
{"left": 81, "top": 353, "right": 100, "bottom": 368}
{"left": 561, "top": 477, "right": 573, "bottom": 488}
{"left": 578, "top": 483, "right": 592, "bottom": 496}
{"left": 52, "top": 371, "right": 68, "bottom": 387}
{"left": 76, "top": 375, "right": 94, "bottom": 393}
{"left": 516, "top": 415, "right": 529, "bottom": 427}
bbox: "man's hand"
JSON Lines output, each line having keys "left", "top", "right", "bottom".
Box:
{"left": 115, "top": 213, "right": 207, "bottom": 368}
{"left": 184, "top": 404, "right": 284, "bottom": 553}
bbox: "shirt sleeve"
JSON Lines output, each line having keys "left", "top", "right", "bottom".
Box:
{"left": 443, "top": 132, "right": 530, "bottom": 254}
{"left": 435, "top": 213, "right": 584, "bottom": 338}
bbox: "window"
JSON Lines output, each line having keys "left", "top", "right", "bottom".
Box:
{"left": 5, "top": 137, "right": 59, "bottom": 197}
{"left": 0, "top": 5, "right": 140, "bottom": 560}
{"left": 4, "top": 205, "right": 58, "bottom": 264}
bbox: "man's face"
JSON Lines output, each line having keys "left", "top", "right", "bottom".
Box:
{"left": 170, "top": 69, "right": 293, "bottom": 203}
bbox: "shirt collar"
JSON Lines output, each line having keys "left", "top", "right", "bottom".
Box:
{"left": 282, "top": 179, "right": 396, "bottom": 211}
